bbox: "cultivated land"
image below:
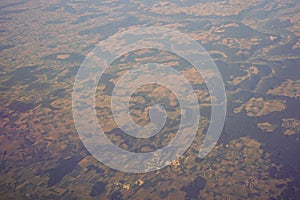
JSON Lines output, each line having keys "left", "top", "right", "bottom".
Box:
{"left": 0, "top": 0, "right": 300, "bottom": 199}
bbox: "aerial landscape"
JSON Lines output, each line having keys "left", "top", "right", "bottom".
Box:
{"left": 0, "top": 0, "right": 300, "bottom": 199}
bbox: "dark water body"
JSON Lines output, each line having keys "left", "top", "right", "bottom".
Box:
{"left": 8, "top": 101, "right": 36, "bottom": 113}
{"left": 87, "top": 165, "right": 104, "bottom": 174}
{"left": 0, "top": 44, "right": 14, "bottom": 51}
{"left": 181, "top": 176, "right": 206, "bottom": 199}
{"left": 63, "top": 3, "right": 104, "bottom": 15}
{"left": 35, "top": 66, "right": 62, "bottom": 80}
{"left": 0, "top": 9, "right": 28, "bottom": 16}
{"left": 257, "top": 64, "right": 273, "bottom": 77}
{"left": 47, "top": 44, "right": 57, "bottom": 49}
{"left": 90, "top": 181, "right": 107, "bottom": 197}
{"left": 43, "top": 52, "right": 85, "bottom": 63}
{"left": 0, "top": 16, "right": 13, "bottom": 22}
{"left": 109, "top": 191, "right": 123, "bottom": 200}
{"left": 138, "top": 144, "right": 156, "bottom": 153}
{"left": 0, "top": 161, "right": 6, "bottom": 171}
{"left": 221, "top": 114, "right": 257, "bottom": 143}
{"left": 183, "top": 20, "right": 211, "bottom": 32}
{"left": 284, "top": 99, "right": 300, "bottom": 119}
{"left": 229, "top": 90, "right": 257, "bottom": 105}
{"left": 104, "top": 113, "right": 180, "bottom": 152}
{"left": 78, "top": 15, "right": 140, "bottom": 38}
{"left": 279, "top": 177, "right": 300, "bottom": 199}
{"left": 263, "top": 18, "right": 293, "bottom": 32}
{"left": 45, "top": 20, "right": 65, "bottom": 25}
{"left": 215, "top": 60, "right": 248, "bottom": 83}
{"left": 43, "top": 5, "right": 60, "bottom": 12}
{"left": 262, "top": 133, "right": 300, "bottom": 199}
{"left": 0, "top": 0, "right": 28, "bottom": 10}
{"left": 26, "top": 82, "right": 50, "bottom": 91}
{"left": 57, "top": 64, "right": 80, "bottom": 82}
{"left": 221, "top": 106, "right": 300, "bottom": 199}
{"left": 222, "top": 23, "right": 267, "bottom": 39}
{"left": 241, "top": 8, "right": 273, "bottom": 20}
{"left": 273, "top": 58, "right": 300, "bottom": 80}
{"left": 250, "top": 35, "right": 282, "bottom": 56}
{"left": 4, "top": 65, "right": 38, "bottom": 86}
{"left": 71, "top": 13, "right": 107, "bottom": 24}
{"left": 269, "top": 44, "right": 300, "bottom": 57}
{"left": 50, "top": 88, "right": 67, "bottom": 98}
{"left": 255, "top": 59, "right": 299, "bottom": 94}
{"left": 256, "top": 76, "right": 283, "bottom": 94}
{"left": 239, "top": 74, "right": 261, "bottom": 91}
{"left": 98, "top": 73, "right": 115, "bottom": 95}
{"left": 43, "top": 0, "right": 102, "bottom": 15}
{"left": 46, "top": 156, "right": 82, "bottom": 187}
{"left": 204, "top": 44, "right": 239, "bottom": 62}
{"left": 82, "top": 43, "right": 95, "bottom": 53}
